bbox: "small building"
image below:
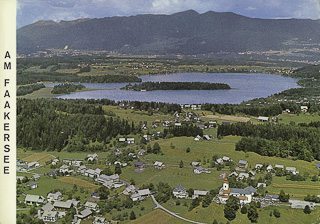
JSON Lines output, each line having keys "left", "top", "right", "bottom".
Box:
{"left": 134, "top": 161, "right": 144, "bottom": 168}
{"left": 255, "top": 164, "right": 263, "bottom": 170}
{"left": 52, "top": 159, "right": 59, "bottom": 166}
{"left": 286, "top": 167, "right": 297, "bottom": 173}
{"left": 42, "top": 210, "right": 59, "bottom": 222}
{"left": 84, "top": 201, "right": 98, "bottom": 211}
{"left": 222, "top": 156, "right": 231, "bottom": 162}
{"left": 194, "top": 166, "right": 204, "bottom": 174}
{"left": 76, "top": 208, "right": 92, "bottom": 220}
{"left": 91, "top": 193, "right": 100, "bottom": 199}
{"left": 301, "top": 106, "right": 308, "bottom": 112}
{"left": 118, "top": 138, "right": 126, "bottom": 143}
{"left": 93, "top": 216, "right": 108, "bottom": 224}
{"left": 257, "top": 183, "right": 266, "bottom": 188}
{"left": 229, "top": 172, "right": 238, "bottom": 177}
{"left": 173, "top": 185, "right": 188, "bottom": 199}
{"left": 87, "top": 153, "right": 98, "bottom": 161}
{"left": 138, "top": 149, "right": 146, "bottom": 156}
{"left": 275, "top": 164, "right": 284, "bottom": 170}
{"left": 28, "top": 182, "right": 38, "bottom": 190}
{"left": 191, "top": 162, "right": 200, "bottom": 167}
{"left": 53, "top": 200, "right": 73, "bottom": 210}
{"left": 154, "top": 161, "right": 165, "bottom": 169}
{"left": 127, "top": 138, "right": 135, "bottom": 144}
{"left": 193, "top": 190, "right": 209, "bottom": 199}
{"left": 216, "top": 158, "right": 223, "bottom": 164}
{"left": 266, "top": 165, "right": 273, "bottom": 172}
{"left": 47, "top": 192, "right": 63, "bottom": 202}
{"left": 316, "top": 164, "right": 320, "bottom": 170}
{"left": 238, "top": 160, "right": 248, "bottom": 168}
{"left": 203, "top": 135, "right": 211, "bottom": 140}
{"left": 123, "top": 185, "right": 137, "bottom": 195}
{"left": 238, "top": 173, "right": 249, "bottom": 180}
{"left": 258, "top": 116, "right": 269, "bottom": 122}
{"left": 59, "top": 165, "right": 70, "bottom": 174}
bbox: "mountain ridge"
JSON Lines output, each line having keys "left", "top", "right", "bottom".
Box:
{"left": 17, "top": 10, "right": 320, "bottom": 55}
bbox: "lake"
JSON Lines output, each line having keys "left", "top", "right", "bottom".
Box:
{"left": 48, "top": 73, "right": 300, "bottom": 104}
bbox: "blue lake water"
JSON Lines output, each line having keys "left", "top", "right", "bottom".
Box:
{"left": 47, "top": 73, "right": 300, "bottom": 104}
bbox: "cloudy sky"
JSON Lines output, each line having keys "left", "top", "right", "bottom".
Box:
{"left": 17, "top": 0, "right": 320, "bottom": 28}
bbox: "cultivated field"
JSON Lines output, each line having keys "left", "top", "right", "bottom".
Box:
{"left": 57, "top": 177, "right": 98, "bottom": 189}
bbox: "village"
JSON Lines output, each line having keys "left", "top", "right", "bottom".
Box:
{"left": 16, "top": 102, "right": 320, "bottom": 224}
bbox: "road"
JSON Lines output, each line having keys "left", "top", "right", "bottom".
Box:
{"left": 151, "top": 195, "right": 207, "bottom": 224}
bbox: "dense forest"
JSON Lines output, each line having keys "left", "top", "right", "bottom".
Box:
{"left": 51, "top": 83, "right": 85, "bottom": 94}
{"left": 17, "top": 71, "right": 142, "bottom": 85}
{"left": 123, "top": 82, "right": 231, "bottom": 91}
{"left": 17, "top": 99, "right": 136, "bottom": 151}
{"left": 17, "top": 84, "right": 45, "bottom": 96}
{"left": 218, "top": 122, "right": 320, "bottom": 161}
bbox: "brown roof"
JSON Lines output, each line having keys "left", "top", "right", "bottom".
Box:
{"left": 223, "top": 177, "right": 228, "bottom": 184}
{"left": 237, "top": 195, "right": 247, "bottom": 200}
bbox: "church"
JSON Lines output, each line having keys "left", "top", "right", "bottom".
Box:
{"left": 219, "top": 177, "right": 257, "bottom": 204}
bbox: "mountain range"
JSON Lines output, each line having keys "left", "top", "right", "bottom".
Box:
{"left": 17, "top": 10, "right": 320, "bottom": 55}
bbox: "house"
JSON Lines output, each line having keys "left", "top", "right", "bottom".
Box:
{"left": 91, "top": 193, "right": 100, "bottom": 199}
{"left": 78, "top": 165, "right": 87, "bottom": 174}
{"left": 228, "top": 172, "right": 238, "bottom": 177}
{"left": 194, "top": 136, "right": 201, "bottom": 141}
{"left": 257, "top": 183, "right": 266, "bottom": 188}
{"left": 47, "top": 192, "right": 63, "bottom": 202}
{"left": 93, "top": 216, "right": 108, "bottom": 224}
{"left": 42, "top": 210, "right": 59, "bottom": 222}
{"left": 87, "top": 153, "right": 98, "bottom": 161}
{"left": 266, "top": 165, "right": 273, "bottom": 172}
{"left": 255, "top": 164, "right": 263, "bottom": 170}
{"left": 238, "top": 173, "right": 249, "bottom": 180}
{"left": 173, "top": 185, "right": 188, "bottom": 198}
{"left": 69, "top": 160, "right": 82, "bottom": 167}
{"left": 208, "top": 121, "right": 217, "bottom": 128}
{"left": 238, "top": 160, "right": 248, "bottom": 168}
{"left": 191, "top": 162, "right": 200, "bottom": 167}
{"left": 53, "top": 200, "right": 73, "bottom": 210}
{"left": 258, "top": 116, "right": 269, "bottom": 122}
{"left": 138, "top": 149, "right": 146, "bottom": 156}
{"left": 17, "top": 160, "right": 29, "bottom": 171}
{"left": 48, "top": 170, "right": 57, "bottom": 177}
{"left": 175, "top": 122, "right": 182, "bottom": 127}
{"left": 248, "top": 170, "right": 256, "bottom": 176}
{"left": 25, "top": 194, "right": 45, "bottom": 206}
{"left": 316, "top": 164, "right": 320, "bottom": 169}
{"left": 143, "top": 135, "right": 149, "bottom": 141}
{"left": 194, "top": 166, "right": 204, "bottom": 174}
{"left": 75, "top": 208, "right": 92, "bottom": 220}
{"left": 28, "top": 161, "right": 40, "bottom": 169}
{"left": 127, "top": 138, "right": 135, "bottom": 144}
{"left": 123, "top": 185, "right": 137, "bottom": 195}
{"left": 84, "top": 169, "right": 96, "bottom": 178}
{"left": 28, "top": 182, "right": 38, "bottom": 190}
{"left": 203, "top": 135, "right": 211, "bottom": 140}
{"left": 219, "top": 178, "right": 256, "bottom": 204}
{"left": 216, "top": 158, "right": 223, "bottom": 164}
{"left": 275, "top": 164, "right": 284, "bottom": 170}
{"left": 286, "top": 167, "right": 297, "bottom": 173}
{"left": 154, "top": 161, "right": 165, "bottom": 169}
{"left": 134, "top": 161, "right": 144, "bottom": 168}
{"left": 131, "top": 189, "right": 151, "bottom": 201}
{"left": 118, "top": 138, "right": 126, "bottom": 143}
{"left": 96, "top": 174, "right": 119, "bottom": 184}
{"left": 264, "top": 195, "right": 279, "bottom": 201}
{"left": 42, "top": 202, "right": 54, "bottom": 212}
{"left": 52, "top": 159, "right": 59, "bottom": 166}
{"left": 59, "top": 165, "right": 70, "bottom": 174}
{"left": 32, "top": 174, "right": 40, "bottom": 180}
{"left": 193, "top": 190, "right": 209, "bottom": 199}
{"left": 301, "top": 106, "right": 308, "bottom": 112}
{"left": 85, "top": 201, "right": 99, "bottom": 211}
{"left": 163, "top": 121, "right": 170, "bottom": 127}
{"left": 198, "top": 124, "right": 205, "bottom": 129}
{"left": 222, "top": 156, "right": 231, "bottom": 162}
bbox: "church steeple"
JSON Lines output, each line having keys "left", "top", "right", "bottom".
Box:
{"left": 223, "top": 177, "right": 229, "bottom": 190}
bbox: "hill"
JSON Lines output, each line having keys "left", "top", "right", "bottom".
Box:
{"left": 17, "top": 10, "right": 320, "bottom": 55}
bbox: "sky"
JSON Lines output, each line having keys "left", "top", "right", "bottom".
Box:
{"left": 17, "top": 0, "right": 320, "bottom": 28}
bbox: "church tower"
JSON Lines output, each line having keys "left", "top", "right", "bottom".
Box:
{"left": 223, "top": 177, "right": 229, "bottom": 191}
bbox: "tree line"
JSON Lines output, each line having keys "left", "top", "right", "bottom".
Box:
{"left": 51, "top": 83, "right": 85, "bottom": 94}
{"left": 123, "top": 82, "right": 231, "bottom": 91}
{"left": 218, "top": 122, "right": 320, "bottom": 161}
{"left": 17, "top": 84, "right": 45, "bottom": 96}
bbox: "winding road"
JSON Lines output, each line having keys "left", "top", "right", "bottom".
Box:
{"left": 151, "top": 195, "right": 207, "bottom": 224}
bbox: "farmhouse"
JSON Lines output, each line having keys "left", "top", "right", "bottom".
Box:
{"left": 123, "top": 185, "right": 137, "bottom": 195}
{"left": 25, "top": 194, "right": 45, "bottom": 206}
{"left": 87, "top": 153, "right": 98, "bottom": 161}
{"left": 75, "top": 208, "right": 92, "bottom": 220}
{"left": 173, "top": 185, "right": 188, "bottom": 199}
{"left": 238, "top": 173, "right": 249, "bottom": 180}
{"left": 52, "top": 159, "right": 59, "bottom": 166}
{"left": 301, "top": 106, "right": 308, "bottom": 112}
{"left": 193, "top": 190, "right": 209, "bottom": 199}
{"left": 42, "top": 210, "right": 59, "bottom": 222}
{"left": 85, "top": 201, "right": 99, "bottom": 211}
{"left": 138, "top": 149, "right": 146, "bottom": 156}
{"left": 127, "top": 138, "right": 135, "bottom": 144}
{"left": 275, "top": 164, "right": 284, "bottom": 169}
{"left": 130, "top": 189, "right": 151, "bottom": 201}
{"left": 194, "top": 166, "right": 204, "bottom": 174}
{"left": 255, "top": 164, "right": 263, "bottom": 170}
{"left": 53, "top": 200, "right": 73, "bottom": 210}
{"left": 191, "top": 162, "right": 200, "bottom": 167}
{"left": 47, "top": 192, "right": 63, "bottom": 202}
{"left": 266, "top": 165, "right": 273, "bottom": 172}
{"left": 238, "top": 160, "right": 248, "bottom": 168}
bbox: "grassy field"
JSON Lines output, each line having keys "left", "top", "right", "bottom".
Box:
{"left": 57, "top": 177, "right": 98, "bottom": 189}
{"left": 278, "top": 113, "right": 320, "bottom": 125}
{"left": 22, "top": 154, "right": 54, "bottom": 164}
{"left": 129, "top": 209, "right": 188, "bottom": 224}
